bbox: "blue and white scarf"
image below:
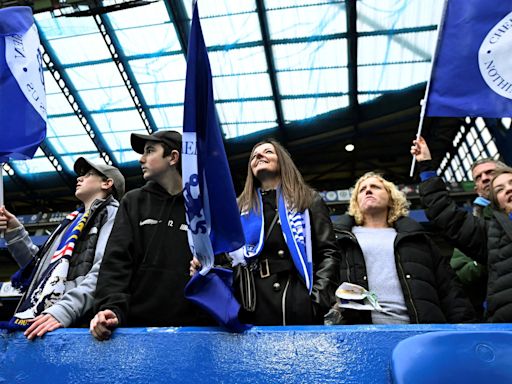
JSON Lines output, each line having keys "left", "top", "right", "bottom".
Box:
{"left": 0, "top": 209, "right": 89, "bottom": 331}
{"left": 236, "top": 189, "right": 313, "bottom": 293}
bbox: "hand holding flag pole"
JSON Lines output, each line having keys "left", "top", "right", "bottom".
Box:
{"left": 409, "top": 0, "right": 448, "bottom": 178}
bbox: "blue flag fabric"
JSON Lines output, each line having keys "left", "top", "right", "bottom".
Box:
{"left": 0, "top": 6, "right": 46, "bottom": 162}
{"left": 181, "top": 2, "right": 248, "bottom": 332}
{"left": 426, "top": 1, "right": 512, "bottom": 118}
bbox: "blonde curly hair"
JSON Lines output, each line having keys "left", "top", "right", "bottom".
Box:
{"left": 348, "top": 172, "right": 410, "bottom": 226}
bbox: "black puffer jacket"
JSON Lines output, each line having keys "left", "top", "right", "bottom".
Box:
{"left": 335, "top": 214, "right": 475, "bottom": 324}
{"left": 419, "top": 175, "right": 512, "bottom": 322}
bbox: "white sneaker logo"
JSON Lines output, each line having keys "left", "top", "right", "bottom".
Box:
{"left": 139, "top": 219, "right": 161, "bottom": 226}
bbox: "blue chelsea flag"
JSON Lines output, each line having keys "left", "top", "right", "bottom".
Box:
{"left": 426, "top": 0, "right": 512, "bottom": 117}
{"left": 181, "top": 1, "right": 248, "bottom": 332}
{"left": 0, "top": 6, "right": 47, "bottom": 162}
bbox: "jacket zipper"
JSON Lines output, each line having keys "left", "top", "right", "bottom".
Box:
{"left": 395, "top": 249, "right": 419, "bottom": 323}
{"left": 281, "top": 276, "right": 291, "bottom": 325}
{"left": 339, "top": 230, "right": 356, "bottom": 283}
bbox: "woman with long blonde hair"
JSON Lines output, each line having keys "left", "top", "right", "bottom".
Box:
{"left": 231, "top": 139, "right": 340, "bottom": 325}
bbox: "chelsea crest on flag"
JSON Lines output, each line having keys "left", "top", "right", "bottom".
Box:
{"left": 425, "top": 0, "right": 512, "bottom": 118}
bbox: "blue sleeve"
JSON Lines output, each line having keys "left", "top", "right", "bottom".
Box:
{"left": 420, "top": 170, "right": 437, "bottom": 181}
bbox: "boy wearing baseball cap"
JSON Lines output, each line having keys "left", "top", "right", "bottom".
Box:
{"left": 91, "top": 130, "right": 211, "bottom": 340}
{"left": 0, "top": 158, "right": 124, "bottom": 339}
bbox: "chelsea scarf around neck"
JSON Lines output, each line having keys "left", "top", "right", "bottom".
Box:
{"left": 239, "top": 188, "right": 313, "bottom": 293}
{"left": 1, "top": 208, "right": 90, "bottom": 331}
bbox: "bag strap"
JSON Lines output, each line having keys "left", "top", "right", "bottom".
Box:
{"left": 237, "top": 211, "right": 280, "bottom": 313}
{"left": 264, "top": 211, "right": 279, "bottom": 243}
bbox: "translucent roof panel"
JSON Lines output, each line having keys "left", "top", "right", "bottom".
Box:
{"left": 184, "top": 1, "right": 256, "bottom": 19}
{"left": 272, "top": 40, "right": 348, "bottom": 71}
{"left": 90, "top": 110, "right": 147, "bottom": 163}
{"left": 264, "top": 0, "right": 339, "bottom": 8}
{"left": 357, "top": 0, "right": 444, "bottom": 32}
{"left": 35, "top": 11, "right": 98, "bottom": 39}
{"left": 92, "top": 110, "right": 148, "bottom": 133}
{"left": 357, "top": 1, "right": 442, "bottom": 104}
{"left": 112, "top": 150, "right": 141, "bottom": 164}
{"left": 216, "top": 100, "right": 276, "bottom": 124}
{"left": 10, "top": 148, "right": 56, "bottom": 175}
{"left": 266, "top": 1, "right": 347, "bottom": 39}
{"left": 358, "top": 30, "right": 437, "bottom": 103}
{"left": 149, "top": 106, "right": 184, "bottom": 130}
{"left": 208, "top": 47, "right": 268, "bottom": 76}
{"left": 46, "top": 33, "right": 112, "bottom": 65}
{"left": 114, "top": 24, "right": 181, "bottom": 56}
{"left": 45, "top": 116, "right": 99, "bottom": 171}
{"left": 78, "top": 86, "right": 135, "bottom": 111}
{"left": 107, "top": 1, "right": 171, "bottom": 28}
{"left": 222, "top": 122, "right": 276, "bottom": 139}
{"left": 273, "top": 39, "right": 348, "bottom": 121}
{"left": 358, "top": 31, "right": 437, "bottom": 66}
{"left": 201, "top": 13, "right": 262, "bottom": 47}
{"left": 138, "top": 80, "right": 186, "bottom": 106}
{"left": 213, "top": 73, "right": 273, "bottom": 101}
{"left": 282, "top": 96, "right": 349, "bottom": 122}
{"left": 129, "top": 55, "right": 187, "bottom": 83}
{"left": 358, "top": 62, "right": 431, "bottom": 93}
{"left": 277, "top": 68, "right": 349, "bottom": 96}
{"left": 106, "top": 2, "right": 180, "bottom": 57}
{"left": 44, "top": 70, "right": 74, "bottom": 116}
{"left": 65, "top": 63, "right": 125, "bottom": 90}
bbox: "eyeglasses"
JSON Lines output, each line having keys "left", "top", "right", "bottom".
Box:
{"left": 81, "top": 170, "right": 99, "bottom": 178}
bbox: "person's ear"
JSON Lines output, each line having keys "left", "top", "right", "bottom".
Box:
{"left": 169, "top": 149, "right": 180, "bottom": 167}
{"left": 101, "top": 178, "right": 114, "bottom": 192}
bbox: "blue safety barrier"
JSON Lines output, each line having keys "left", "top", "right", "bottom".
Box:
{"left": 2, "top": 324, "right": 512, "bottom": 383}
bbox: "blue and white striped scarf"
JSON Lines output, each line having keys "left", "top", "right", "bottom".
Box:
{"left": 236, "top": 189, "right": 313, "bottom": 293}
{"left": 0, "top": 208, "right": 89, "bottom": 331}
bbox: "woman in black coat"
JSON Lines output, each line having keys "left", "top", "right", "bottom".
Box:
{"left": 229, "top": 139, "right": 340, "bottom": 325}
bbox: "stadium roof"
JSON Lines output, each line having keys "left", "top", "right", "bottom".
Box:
{"left": 2, "top": 0, "right": 465, "bottom": 212}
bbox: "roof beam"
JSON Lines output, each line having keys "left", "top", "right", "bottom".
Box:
{"left": 38, "top": 29, "right": 118, "bottom": 168}
{"left": 39, "top": 140, "right": 77, "bottom": 189}
{"left": 255, "top": 0, "right": 286, "bottom": 142}
{"left": 164, "top": 0, "right": 190, "bottom": 55}
{"left": 346, "top": 0, "right": 359, "bottom": 119}
{"left": 94, "top": 14, "right": 158, "bottom": 135}
{"left": 358, "top": 14, "right": 434, "bottom": 61}
{"left": 1, "top": 163, "right": 43, "bottom": 204}
{"left": 345, "top": 0, "right": 359, "bottom": 182}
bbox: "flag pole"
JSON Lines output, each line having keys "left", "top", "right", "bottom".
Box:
{"left": 409, "top": 0, "right": 450, "bottom": 177}
{"left": 0, "top": 165, "right": 4, "bottom": 208}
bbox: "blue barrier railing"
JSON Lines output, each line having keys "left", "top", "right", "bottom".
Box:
{"left": 2, "top": 324, "right": 512, "bottom": 383}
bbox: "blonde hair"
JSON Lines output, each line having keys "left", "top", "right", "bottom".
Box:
{"left": 489, "top": 166, "right": 512, "bottom": 212}
{"left": 237, "top": 139, "right": 314, "bottom": 213}
{"left": 348, "top": 172, "right": 409, "bottom": 226}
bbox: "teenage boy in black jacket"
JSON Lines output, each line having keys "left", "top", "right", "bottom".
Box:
{"left": 90, "top": 130, "right": 211, "bottom": 340}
